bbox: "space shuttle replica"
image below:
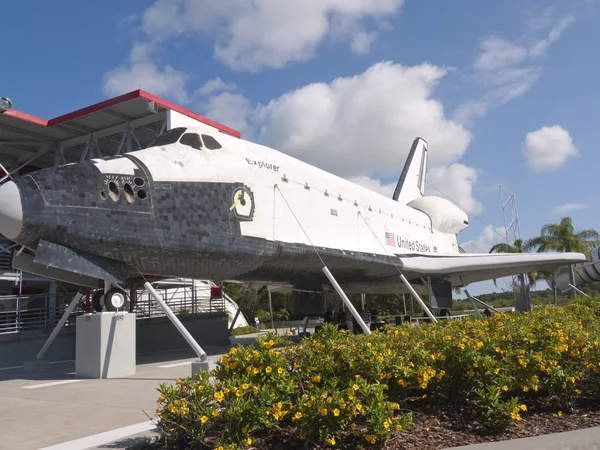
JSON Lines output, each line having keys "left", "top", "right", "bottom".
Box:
{"left": 0, "top": 123, "right": 586, "bottom": 312}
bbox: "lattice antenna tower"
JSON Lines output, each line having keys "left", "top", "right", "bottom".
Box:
{"left": 499, "top": 185, "right": 527, "bottom": 289}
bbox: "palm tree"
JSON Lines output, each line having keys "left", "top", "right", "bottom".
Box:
{"left": 525, "top": 217, "right": 600, "bottom": 299}
{"left": 489, "top": 238, "right": 536, "bottom": 311}
{"left": 535, "top": 267, "right": 569, "bottom": 306}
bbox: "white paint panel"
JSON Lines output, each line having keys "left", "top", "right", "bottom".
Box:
{"left": 120, "top": 124, "right": 460, "bottom": 258}
{"left": 92, "top": 157, "right": 138, "bottom": 176}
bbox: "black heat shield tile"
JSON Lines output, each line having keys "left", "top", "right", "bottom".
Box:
{"left": 33, "top": 239, "right": 131, "bottom": 284}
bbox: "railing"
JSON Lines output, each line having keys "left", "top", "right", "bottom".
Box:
{"left": 0, "top": 281, "right": 239, "bottom": 335}
{"left": 133, "top": 285, "right": 227, "bottom": 319}
{"left": 0, "top": 293, "right": 85, "bottom": 335}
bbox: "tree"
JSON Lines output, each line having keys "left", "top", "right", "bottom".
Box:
{"left": 223, "top": 282, "right": 267, "bottom": 322}
{"left": 525, "top": 216, "right": 600, "bottom": 299}
{"left": 535, "top": 267, "right": 569, "bottom": 306}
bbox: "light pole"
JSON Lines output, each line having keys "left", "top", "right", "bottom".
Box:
{"left": 0, "top": 97, "right": 12, "bottom": 114}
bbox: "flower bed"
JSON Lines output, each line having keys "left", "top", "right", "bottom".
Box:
{"left": 152, "top": 301, "right": 600, "bottom": 449}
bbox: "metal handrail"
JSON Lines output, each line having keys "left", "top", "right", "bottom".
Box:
{"left": 0, "top": 284, "right": 235, "bottom": 335}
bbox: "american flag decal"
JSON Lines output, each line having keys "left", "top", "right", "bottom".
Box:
{"left": 385, "top": 232, "right": 396, "bottom": 246}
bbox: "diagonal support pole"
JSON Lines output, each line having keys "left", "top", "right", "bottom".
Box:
{"left": 37, "top": 291, "right": 83, "bottom": 360}
{"left": 398, "top": 273, "right": 438, "bottom": 323}
{"left": 323, "top": 266, "right": 371, "bottom": 335}
{"left": 465, "top": 289, "right": 499, "bottom": 313}
{"left": 145, "top": 282, "right": 207, "bottom": 361}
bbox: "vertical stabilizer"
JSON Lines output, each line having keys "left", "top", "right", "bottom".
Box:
{"left": 392, "top": 137, "right": 428, "bottom": 203}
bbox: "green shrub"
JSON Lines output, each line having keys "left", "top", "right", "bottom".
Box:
{"left": 153, "top": 301, "right": 600, "bottom": 448}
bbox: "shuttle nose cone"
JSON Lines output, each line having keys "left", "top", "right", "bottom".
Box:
{"left": 0, "top": 181, "right": 23, "bottom": 240}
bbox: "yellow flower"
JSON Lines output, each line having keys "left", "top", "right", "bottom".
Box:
{"left": 519, "top": 404, "right": 527, "bottom": 411}
{"left": 293, "top": 412, "right": 302, "bottom": 420}
{"left": 395, "top": 424, "right": 403, "bottom": 431}
{"left": 212, "top": 410, "right": 219, "bottom": 417}
{"left": 558, "top": 411, "right": 563, "bottom": 417}
{"left": 319, "top": 407, "right": 328, "bottom": 416}
{"left": 242, "top": 383, "right": 249, "bottom": 390}
{"left": 333, "top": 408, "right": 340, "bottom": 416}
{"left": 502, "top": 385, "right": 508, "bottom": 391}
{"left": 339, "top": 402, "right": 347, "bottom": 409}
{"left": 214, "top": 391, "right": 224, "bottom": 402}
{"left": 265, "top": 366, "right": 272, "bottom": 374}
{"left": 312, "top": 374, "right": 321, "bottom": 383}
{"left": 278, "top": 367, "right": 284, "bottom": 375}
{"left": 246, "top": 437, "right": 252, "bottom": 445}
{"left": 365, "top": 434, "right": 376, "bottom": 444}
{"left": 326, "top": 437, "right": 336, "bottom": 445}
{"left": 352, "top": 384, "right": 360, "bottom": 391}
{"left": 200, "top": 415, "right": 208, "bottom": 423}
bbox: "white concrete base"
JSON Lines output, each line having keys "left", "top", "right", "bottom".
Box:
{"left": 191, "top": 360, "right": 214, "bottom": 375}
{"left": 23, "top": 360, "right": 50, "bottom": 373}
{"left": 75, "top": 312, "right": 136, "bottom": 379}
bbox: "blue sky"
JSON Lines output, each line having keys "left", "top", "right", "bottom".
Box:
{"left": 3, "top": 0, "right": 599, "bottom": 296}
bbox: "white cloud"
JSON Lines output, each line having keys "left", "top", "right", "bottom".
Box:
{"left": 139, "top": 0, "right": 405, "bottom": 72}
{"left": 196, "top": 77, "right": 238, "bottom": 96}
{"left": 426, "top": 164, "right": 483, "bottom": 215}
{"left": 202, "top": 92, "right": 254, "bottom": 139}
{"left": 474, "top": 37, "right": 528, "bottom": 72}
{"left": 552, "top": 202, "right": 588, "bottom": 214}
{"left": 454, "top": 15, "right": 575, "bottom": 124}
{"left": 103, "top": 42, "right": 190, "bottom": 104}
{"left": 460, "top": 226, "right": 507, "bottom": 254}
{"left": 521, "top": 125, "right": 578, "bottom": 172}
{"left": 350, "top": 31, "right": 378, "bottom": 54}
{"left": 255, "top": 61, "right": 472, "bottom": 179}
{"left": 530, "top": 15, "right": 576, "bottom": 57}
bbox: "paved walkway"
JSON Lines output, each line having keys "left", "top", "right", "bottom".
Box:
{"left": 0, "top": 347, "right": 227, "bottom": 450}
{"left": 447, "top": 426, "right": 600, "bottom": 449}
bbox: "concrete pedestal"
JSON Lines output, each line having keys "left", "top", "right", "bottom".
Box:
{"left": 75, "top": 312, "right": 136, "bottom": 378}
{"left": 191, "top": 360, "right": 217, "bottom": 375}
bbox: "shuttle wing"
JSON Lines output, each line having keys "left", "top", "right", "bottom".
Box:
{"left": 398, "top": 251, "right": 587, "bottom": 286}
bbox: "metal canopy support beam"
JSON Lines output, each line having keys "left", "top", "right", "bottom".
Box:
{"left": 37, "top": 291, "right": 83, "bottom": 360}
{"left": 398, "top": 273, "right": 438, "bottom": 323}
{"left": 144, "top": 281, "right": 207, "bottom": 361}
{"left": 60, "top": 110, "right": 167, "bottom": 150}
{"left": 0, "top": 146, "right": 53, "bottom": 184}
{"left": 322, "top": 266, "right": 371, "bottom": 335}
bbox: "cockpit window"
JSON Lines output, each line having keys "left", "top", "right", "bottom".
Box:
{"left": 148, "top": 127, "right": 186, "bottom": 147}
{"left": 201, "top": 134, "right": 222, "bottom": 150}
{"left": 179, "top": 133, "right": 203, "bottom": 150}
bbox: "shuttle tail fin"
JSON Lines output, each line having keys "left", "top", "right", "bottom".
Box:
{"left": 392, "top": 137, "right": 428, "bottom": 203}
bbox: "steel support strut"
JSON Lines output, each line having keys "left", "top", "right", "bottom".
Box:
{"left": 465, "top": 289, "right": 500, "bottom": 313}
{"left": 145, "top": 282, "right": 207, "bottom": 361}
{"left": 398, "top": 273, "right": 438, "bottom": 323}
{"left": 37, "top": 291, "right": 84, "bottom": 360}
{"left": 322, "top": 266, "right": 371, "bottom": 335}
